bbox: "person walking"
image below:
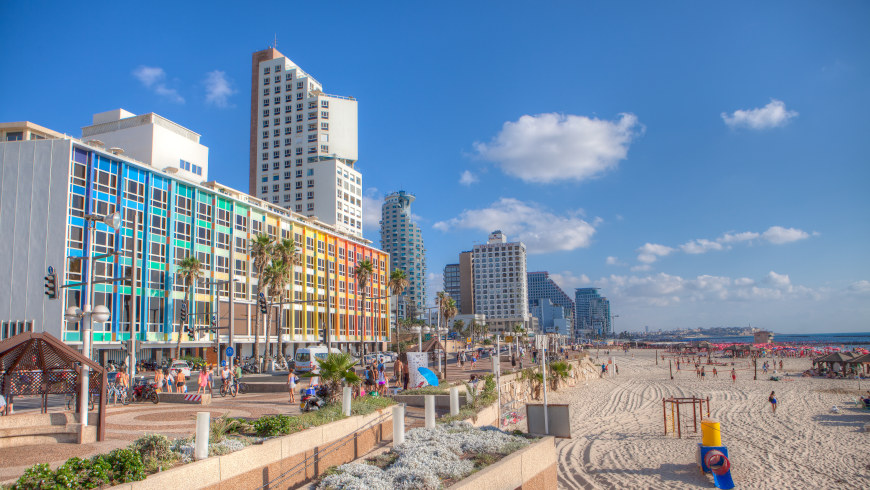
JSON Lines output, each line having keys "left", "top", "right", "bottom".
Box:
{"left": 769, "top": 391, "right": 777, "bottom": 413}
{"left": 154, "top": 369, "right": 164, "bottom": 393}
{"left": 731, "top": 368, "right": 736, "bottom": 383}
{"left": 393, "top": 356, "right": 404, "bottom": 388}
{"left": 176, "top": 369, "right": 187, "bottom": 394}
{"left": 287, "top": 369, "right": 298, "bottom": 403}
{"left": 167, "top": 369, "right": 176, "bottom": 393}
{"left": 377, "top": 363, "right": 387, "bottom": 395}
{"left": 402, "top": 356, "right": 410, "bottom": 391}
{"left": 196, "top": 367, "right": 209, "bottom": 394}
{"left": 701, "top": 366, "right": 706, "bottom": 380}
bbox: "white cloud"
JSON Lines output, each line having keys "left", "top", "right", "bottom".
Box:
{"left": 549, "top": 271, "right": 591, "bottom": 292}
{"left": 598, "top": 270, "right": 818, "bottom": 308}
{"left": 204, "top": 70, "right": 236, "bottom": 108}
{"left": 719, "top": 231, "right": 759, "bottom": 244}
{"left": 433, "top": 198, "right": 597, "bottom": 254}
{"left": 847, "top": 280, "right": 870, "bottom": 295}
{"left": 765, "top": 271, "right": 791, "bottom": 289}
{"left": 132, "top": 65, "right": 184, "bottom": 103}
{"left": 459, "top": 170, "right": 478, "bottom": 186}
{"left": 636, "top": 243, "right": 675, "bottom": 264}
{"left": 473, "top": 112, "right": 642, "bottom": 183}
{"left": 761, "top": 226, "right": 810, "bottom": 245}
{"left": 631, "top": 264, "right": 652, "bottom": 272}
{"left": 605, "top": 256, "right": 625, "bottom": 266}
{"left": 680, "top": 239, "right": 724, "bottom": 254}
{"left": 721, "top": 99, "right": 798, "bottom": 130}
{"left": 633, "top": 226, "right": 815, "bottom": 266}
{"left": 361, "top": 187, "right": 382, "bottom": 229}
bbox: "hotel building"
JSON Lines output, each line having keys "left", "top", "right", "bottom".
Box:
{"left": 0, "top": 115, "right": 388, "bottom": 363}
{"left": 575, "top": 288, "right": 611, "bottom": 338}
{"left": 379, "top": 191, "right": 426, "bottom": 319}
{"left": 471, "top": 231, "right": 530, "bottom": 334}
{"left": 249, "top": 48, "right": 362, "bottom": 238}
{"left": 527, "top": 271, "right": 575, "bottom": 338}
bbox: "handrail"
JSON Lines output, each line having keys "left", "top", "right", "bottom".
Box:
{"left": 255, "top": 409, "right": 392, "bottom": 489}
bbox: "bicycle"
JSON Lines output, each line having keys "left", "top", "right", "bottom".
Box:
{"left": 107, "top": 384, "right": 131, "bottom": 405}
{"left": 66, "top": 393, "right": 96, "bottom": 411}
{"left": 219, "top": 378, "right": 248, "bottom": 398}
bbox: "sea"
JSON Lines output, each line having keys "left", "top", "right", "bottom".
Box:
{"left": 679, "top": 332, "right": 870, "bottom": 349}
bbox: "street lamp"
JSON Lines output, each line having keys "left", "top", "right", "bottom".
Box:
{"left": 65, "top": 211, "right": 121, "bottom": 427}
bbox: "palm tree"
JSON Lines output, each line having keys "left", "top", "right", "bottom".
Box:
{"left": 310, "top": 352, "right": 361, "bottom": 403}
{"left": 512, "top": 323, "right": 526, "bottom": 351}
{"left": 353, "top": 259, "right": 374, "bottom": 359}
{"left": 388, "top": 269, "right": 409, "bottom": 355}
{"left": 250, "top": 234, "right": 274, "bottom": 364}
{"left": 263, "top": 260, "right": 288, "bottom": 359}
{"left": 472, "top": 322, "right": 488, "bottom": 345}
{"left": 175, "top": 255, "right": 202, "bottom": 359}
{"left": 442, "top": 297, "right": 457, "bottom": 379}
{"left": 452, "top": 319, "right": 467, "bottom": 348}
{"left": 273, "top": 239, "right": 300, "bottom": 357}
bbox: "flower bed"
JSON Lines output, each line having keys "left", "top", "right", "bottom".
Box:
{"left": 317, "top": 422, "right": 533, "bottom": 489}
{"left": 6, "top": 396, "right": 395, "bottom": 489}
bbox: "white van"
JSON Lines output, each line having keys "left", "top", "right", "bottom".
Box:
{"left": 293, "top": 346, "right": 344, "bottom": 372}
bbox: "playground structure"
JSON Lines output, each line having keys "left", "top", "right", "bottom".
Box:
{"left": 697, "top": 418, "right": 735, "bottom": 489}
{"left": 662, "top": 396, "right": 710, "bottom": 438}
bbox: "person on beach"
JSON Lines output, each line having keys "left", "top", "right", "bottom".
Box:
{"left": 287, "top": 368, "right": 298, "bottom": 403}
{"left": 615, "top": 364, "right": 619, "bottom": 375}
{"left": 731, "top": 368, "right": 736, "bottom": 383}
{"left": 701, "top": 366, "right": 706, "bottom": 380}
{"left": 769, "top": 391, "right": 777, "bottom": 413}
{"left": 712, "top": 367, "right": 718, "bottom": 378}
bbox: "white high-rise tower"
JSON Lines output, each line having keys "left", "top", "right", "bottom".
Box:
{"left": 249, "top": 48, "right": 362, "bottom": 237}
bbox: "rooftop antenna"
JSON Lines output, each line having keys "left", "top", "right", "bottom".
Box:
{"left": 273, "top": 33, "right": 278, "bottom": 49}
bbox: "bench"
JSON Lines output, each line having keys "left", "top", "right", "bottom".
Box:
{"left": 0, "top": 412, "right": 96, "bottom": 447}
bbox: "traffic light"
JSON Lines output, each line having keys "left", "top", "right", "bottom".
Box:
{"left": 180, "top": 302, "right": 188, "bottom": 321}
{"left": 258, "top": 293, "right": 267, "bottom": 314}
{"left": 44, "top": 272, "right": 57, "bottom": 299}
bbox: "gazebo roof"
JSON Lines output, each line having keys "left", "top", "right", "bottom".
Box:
{"left": 845, "top": 353, "right": 870, "bottom": 364}
{"left": 0, "top": 331, "right": 103, "bottom": 373}
{"left": 406, "top": 339, "right": 445, "bottom": 353}
{"left": 813, "top": 352, "right": 857, "bottom": 364}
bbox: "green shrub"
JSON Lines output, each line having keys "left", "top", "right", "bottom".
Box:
{"left": 12, "top": 463, "right": 54, "bottom": 490}
{"left": 104, "top": 449, "right": 145, "bottom": 483}
{"left": 130, "top": 433, "right": 174, "bottom": 463}
{"left": 83, "top": 456, "right": 111, "bottom": 487}
{"left": 253, "top": 414, "right": 294, "bottom": 436}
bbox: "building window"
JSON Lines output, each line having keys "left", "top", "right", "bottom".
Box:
{"left": 321, "top": 100, "right": 329, "bottom": 108}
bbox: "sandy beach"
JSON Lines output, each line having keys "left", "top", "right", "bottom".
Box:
{"left": 551, "top": 349, "right": 870, "bottom": 489}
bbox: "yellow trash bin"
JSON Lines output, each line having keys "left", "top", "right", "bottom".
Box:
{"left": 701, "top": 419, "right": 721, "bottom": 446}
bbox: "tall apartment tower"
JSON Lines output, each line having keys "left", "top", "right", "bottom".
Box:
{"left": 575, "top": 288, "right": 611, "bottom": 338}
{"left": 472, "top": 231, "right": 529, "bottom": 333}
{"left": 380, "top": 191, "right": 426, "bottom": 319}
{"left": 527, "top": 271, "right": 575, "bottom": 337}
{"left": 458, "top": 251, "right": 474, "bottom": 315}
{"left": 249, "top": 48, "right": 362, "bottom": 237}
{"left": 443, "top": 263, "right": 461, "bottom": 311}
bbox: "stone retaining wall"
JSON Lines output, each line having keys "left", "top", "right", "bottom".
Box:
{"left": 449, "top": 436, "right": 557, "bottom": 490}
{"left": 109, "top": 408, "right": 393, "bottom": 490}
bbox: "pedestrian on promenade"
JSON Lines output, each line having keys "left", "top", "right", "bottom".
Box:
{"left": 196, "top": 367, "right": 209, "bottom": 394}
{"left": 154, "top": 370, "right": 164, "bottom": 393}
{"left": 176, "top": 369, "right": 186, "bottom": 393}
{"left": 470, "top": 354, "right": 477, "bottom": 369}
{"left": 394, "top": 357, "right": 404, "bottom": 388}
{"left": 287, "top": 369, "right": 298, "bottom": 403}
{"left": 167, "top": 369, "right": 176, "bottom": 393}
{"left": 402, "top": 355, "right": 410, "bottom": 390}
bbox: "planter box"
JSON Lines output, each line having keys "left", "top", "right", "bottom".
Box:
{"left": 449, "top": 436, "right": 557, "bottom": 490}
{"left": 108, "top": 408, "right": 393, "bottom": 490}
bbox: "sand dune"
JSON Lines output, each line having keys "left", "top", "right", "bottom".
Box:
{"left": 551, "top": 349, "right": 870, "bottom": 489}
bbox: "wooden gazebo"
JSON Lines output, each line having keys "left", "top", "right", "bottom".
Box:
{"left": 813, "top": 352, "right": 857, "bottom": 376}
{"left": 0, "top": 332, "right": 107, "bottom": 441}
{"left": 844, "top": 353, "right": 870, "bottom": 375}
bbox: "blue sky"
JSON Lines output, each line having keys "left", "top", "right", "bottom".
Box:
{"left": 2, "top": 1, "right": 868, "bottom": 333}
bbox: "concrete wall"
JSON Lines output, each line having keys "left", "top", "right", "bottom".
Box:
{"left": 449, "top": 436, "right": 557, "bottom": 490}
{"left": 0, "top": 139, "right": 71, "bottom": 337}
{"left": 109, "top": 408, "right": 393, "bottom": 490}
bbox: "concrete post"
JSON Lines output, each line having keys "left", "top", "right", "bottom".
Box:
{"left": 392, "top": 403, "right": 405, "bottom": 445}
{"left": 424, "top": 394, "right": 435, "bottom": 428}
{"left": 342, "top": 386, "right": 352, "bottom": 416}
{"left": 195, "top": 411, "right": 210, "bottom": 460}
{"left": 449, "top": 386, "right": 460, "bottom": 416}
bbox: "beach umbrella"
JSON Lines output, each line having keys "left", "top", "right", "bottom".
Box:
{"left": 417, "top": 366, "right": 439, "bottom": 387}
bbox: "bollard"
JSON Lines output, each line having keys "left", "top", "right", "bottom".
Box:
{"left": 449, "top": 386, "right": 460, "bottom": 416}
{"left": 424, "top": 394, "right": 436, "bottom": 428}
{"left": 466, "top": 386, "right": 474, "bottom": 405}
{"left": 392, "top": 404, "right": 405, "bottom": 445}
{"left": 342, "top": 386, "right": 352, "bottom": 416}
{"left": 195, "top": 411, "right": 210, "bottom": 460}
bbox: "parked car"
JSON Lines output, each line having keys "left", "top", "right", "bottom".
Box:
{"left": 169, "top": 360, "right": 191, "bottom": 377}
{"left": 294, "top": 346, "right": 344, "bottom": 373}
